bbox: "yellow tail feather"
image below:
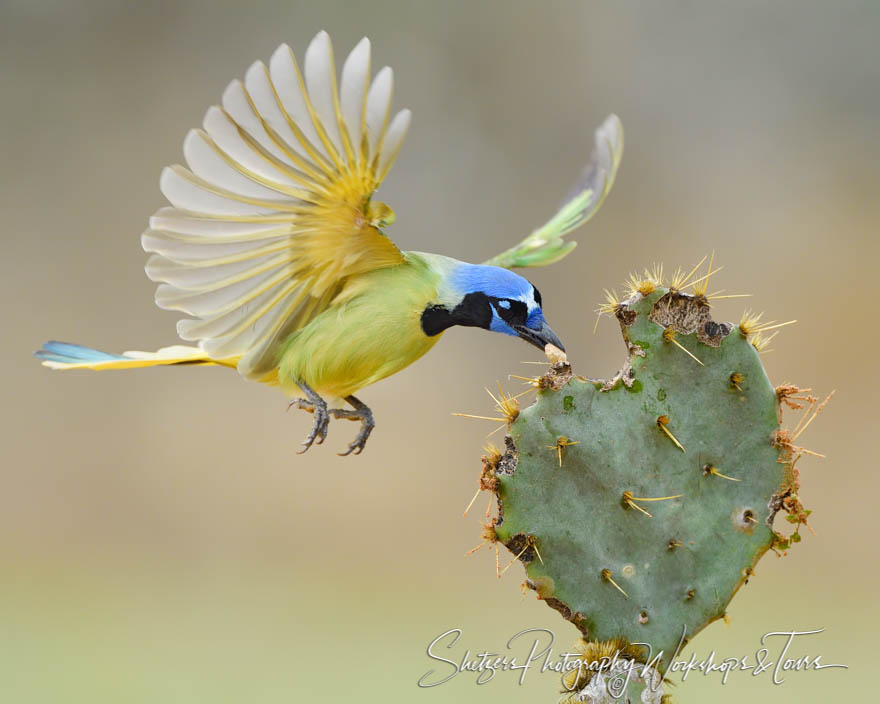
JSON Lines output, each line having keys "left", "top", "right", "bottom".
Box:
{"left": 36, "top": 342, "right": 239, "bottom": 371}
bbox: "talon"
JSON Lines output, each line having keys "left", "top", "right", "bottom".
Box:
{"left": 288, "top": 398, "right": 315, "bottom": 414}
{"left": 315, "top": 411, "right": 329, "bottom": 445}
{"left": 331, "top": 395, "right": 375, "bottom": 456}
{"left": 290, "top": 387, "right": 374, "bottom": 455}
{"left": 293, "top": 382, "right": 329, "bottom": 453}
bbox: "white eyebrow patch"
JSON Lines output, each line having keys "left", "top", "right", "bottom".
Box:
{"left": 498, "top": 300, "right": 511, "bottom": 309}
{"left": 519, "top": 292, "right": 538, "bottom": 312}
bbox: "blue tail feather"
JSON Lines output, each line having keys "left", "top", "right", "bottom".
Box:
{"left": 35, "top": 341, "right": 128, "bottom": 364}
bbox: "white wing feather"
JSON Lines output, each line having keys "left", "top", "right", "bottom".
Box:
{"left": 142, "top": 32, "right": 409, "bottom": 380}
{"left": 339, "top": 38, "right": 371, "bottom": 151}
{"left": 365, "top": 67, "right": 393, "bottom": 159}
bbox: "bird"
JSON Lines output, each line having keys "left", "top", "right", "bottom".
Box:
{"left": 36, "top": 31, "right": 623, "bottom": 456}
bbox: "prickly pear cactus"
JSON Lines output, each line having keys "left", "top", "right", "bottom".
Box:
{"left": 470, "top": 264, "right": 828, "bottom": 700}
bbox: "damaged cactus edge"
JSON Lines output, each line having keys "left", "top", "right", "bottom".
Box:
{"left": 466, "top": 263, "right": 832, "bottom": 702}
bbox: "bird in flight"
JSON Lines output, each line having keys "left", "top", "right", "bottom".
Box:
{"left": 36, "top": 31, "right": 623, "bottom": 455}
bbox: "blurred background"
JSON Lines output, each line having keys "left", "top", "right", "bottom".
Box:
{"left": 1, "top": 1, "right": 876, "bottom": 701}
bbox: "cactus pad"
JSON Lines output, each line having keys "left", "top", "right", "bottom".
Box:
{"left": 475, "top": 272, "right": 823, "bottom": 690}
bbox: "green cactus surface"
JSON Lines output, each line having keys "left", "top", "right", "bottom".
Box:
{"left": 478, "top": 274, "right": 819, "bottom": 688}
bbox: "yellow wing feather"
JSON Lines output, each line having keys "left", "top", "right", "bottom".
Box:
{"left": 142, "top": 32, "right": 411, "bottom": 380}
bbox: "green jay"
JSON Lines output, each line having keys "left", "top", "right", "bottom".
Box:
{"left": 36, "top": 31, "right": 623, "bottom": 455}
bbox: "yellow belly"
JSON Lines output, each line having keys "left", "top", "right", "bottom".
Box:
{"left": 276, "top": 263, "right": 442, "bottom": 398}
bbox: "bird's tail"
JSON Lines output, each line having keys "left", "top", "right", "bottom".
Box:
{"left": 35, "top": 341, "right": 239, "bottom": 371}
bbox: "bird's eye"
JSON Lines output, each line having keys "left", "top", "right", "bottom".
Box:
{"left": 493, "top": 298, "right": 526, "bottom": 324}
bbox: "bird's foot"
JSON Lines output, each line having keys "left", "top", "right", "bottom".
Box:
{"left": 289, "top": 384, "right": 330, "bottom": 453}
{"left": 330, "top": 396, "right": 375, "bottom": 456}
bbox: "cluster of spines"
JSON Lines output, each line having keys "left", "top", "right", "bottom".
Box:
{"left": 594, "top": 255, "right": 799, "bottom": 355}
{"left": 770, "top": 386, "right": 834, "bottom": 551}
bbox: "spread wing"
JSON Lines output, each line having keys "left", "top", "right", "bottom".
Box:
{"left": 142, "top": 32, "right": 411, "bottom": 379}
{"left": 483, "top": 114, "right": 623, "bottom": 269}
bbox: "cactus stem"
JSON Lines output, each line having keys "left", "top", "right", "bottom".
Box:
{"left": 703, "top": 464, "right": 741, "bottom": 482}
{"left": 656, "top": 415, "right": 686, "bottom": 452}
{"left": 601, "top": 569, "right": 629, "bottom": 598}
{"left": 663, "top": 327, "right": 704, "bottom": 366}
{"left": 486, "top": 268, "right": 824, "bottom": 671}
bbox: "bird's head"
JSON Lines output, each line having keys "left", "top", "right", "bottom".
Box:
{"left": 421, "top": 262, "right": 564, "bottom": 352}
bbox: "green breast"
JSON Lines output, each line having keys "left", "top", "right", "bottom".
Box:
{"left": 277, "top": 254, "right": 446, "bottom": 398}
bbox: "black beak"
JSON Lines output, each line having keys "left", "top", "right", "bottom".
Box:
{"left": 514, "top": 322, "right": 565, "bottom": 352}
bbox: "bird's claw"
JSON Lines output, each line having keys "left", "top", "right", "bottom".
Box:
{"left": 291, "top": 398, "right": 330, "bottom": 453}
{"left": 330, "top": 405, "right": 375, "bottom": 456}
{"left": 290, "top": 386, "right": 374, "bottom": 455}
